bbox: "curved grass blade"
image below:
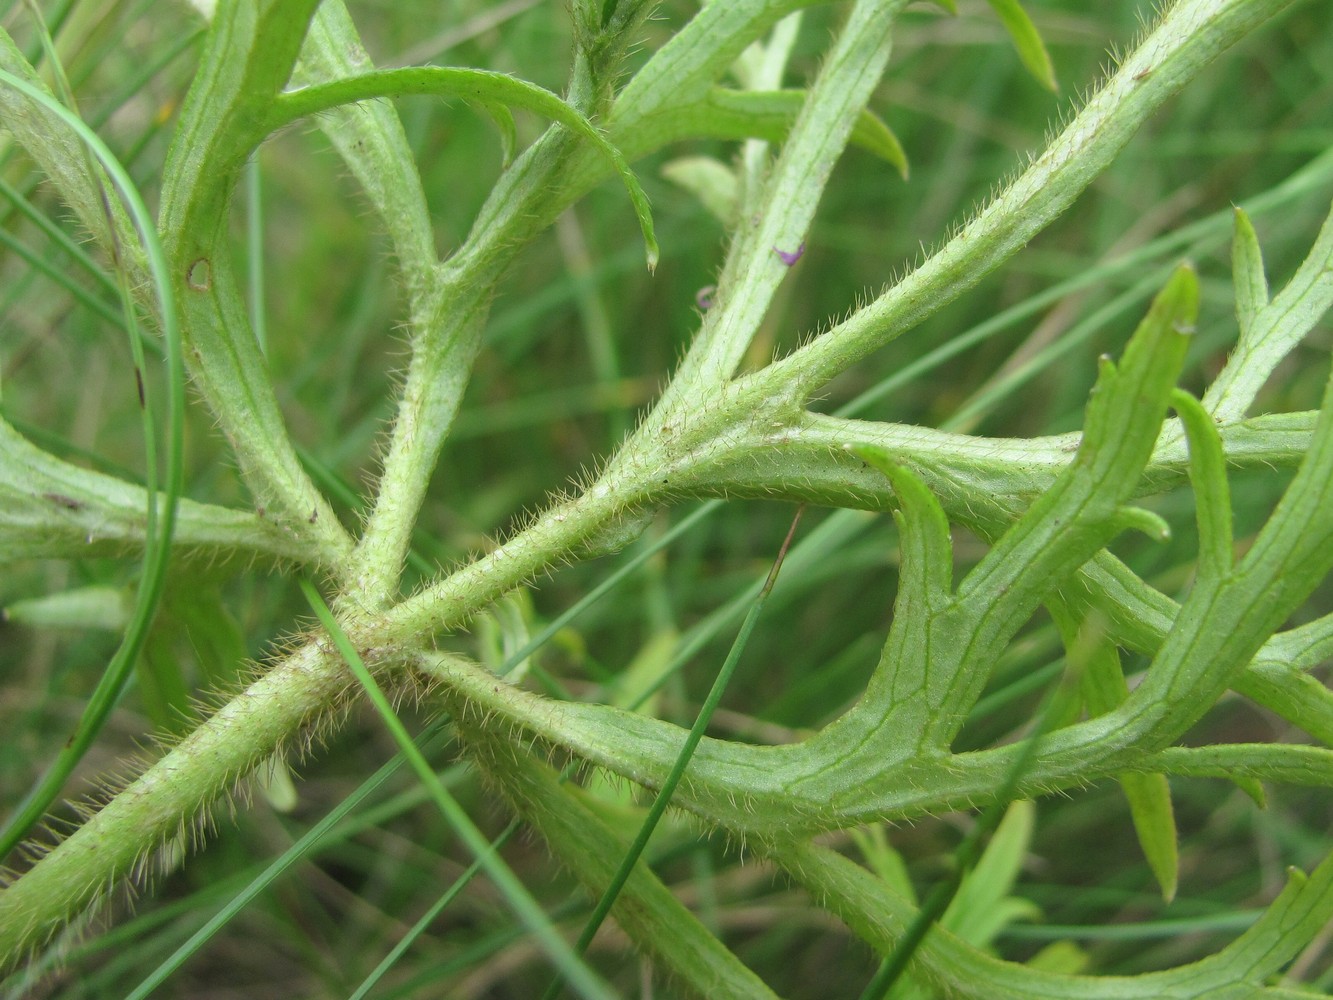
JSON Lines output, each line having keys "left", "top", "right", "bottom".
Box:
{"left": 0, "top": 67, "right": 184, "bottom": 862}
{"left": 271, "top": 67, "right": 659, "bottom": 272}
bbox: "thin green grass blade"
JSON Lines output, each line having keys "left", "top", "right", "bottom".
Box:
{"left": 468, "top": 729, "right": 781, "bottom": 1000}
{"left": 540, "top": 506, "right": 804, "bottom": 1000}
{"left": 347, "top": 819, "right": 522, "bottom": 1000}
{"left": 858, "top": 667, "right": 1080, "bottom": 1000}
{"left": 298, "top": 579, "right": 618, "bottom": 1000}
{"left": 0, "top": 224, "right": 123, "bottom": 327}
{"left": 243, "top": 156, "right": 267, "bottom": 356}
{"left": 0, "top": 175, "right": 119, "bottom": 295}
{"left": 837, "top": 149, "right": 1333, "bottom": 421}
{"left": 0, "top": 67, "right": 185, "bottom": 862}
{"left": 125, "top": 509, "right": 719, "bottom": 995}
{"left": 122, "top": 735, "right": 435, "bottom": 1000}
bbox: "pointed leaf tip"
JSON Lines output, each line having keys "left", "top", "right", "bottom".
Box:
{"left": 984, "top": 0, "right": 1059, "bottom": 92}
{"left": 1114, "top": 506, "right": 1170, "bottom": 542}
{"left": 1119, "top": 771, "right": 1179, "bottom": 904}
{"left": 1231, "top": 206, "right": 1269, "bottom": 340}
{"left": 1169, "top": 388, "right": 1233, "bottom": 581}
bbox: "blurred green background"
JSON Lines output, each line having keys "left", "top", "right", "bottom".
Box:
{"left": 1, "top": 1, "right": 1330, "bottom": 996}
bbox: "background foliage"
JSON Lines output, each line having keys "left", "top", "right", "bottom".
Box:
{"left": 1, "top": 0, "right": 1331, "bottom": 997}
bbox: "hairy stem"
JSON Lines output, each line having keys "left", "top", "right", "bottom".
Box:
{"left": 758, "top": 0, "right": 1298, "bottom": 399}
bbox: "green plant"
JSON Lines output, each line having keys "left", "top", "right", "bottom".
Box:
{"left": 1, "top": 0, "right": 1331, "bottom": 996}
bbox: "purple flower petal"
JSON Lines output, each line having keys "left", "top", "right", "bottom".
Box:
{"left": 773, "top": 241, "right": 805, "bottom": 266}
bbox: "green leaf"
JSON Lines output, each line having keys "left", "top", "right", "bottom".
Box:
{"left": 1145, "top": 744, "right": 1333, "bottom": 791}
{"left": 167, "top": 584, "right": 250, "bottom": 692}
{"left": 1171, "top": 389, "right": 1234, "bottom": 582}
{"left": 132, "top": 583, "right": 253, "bottom": 741}
{"left": 779, "top": 838, "right": 1333, "bottom": 1000}
{"left": 1051, "top": 603, "right": 1179, "bottom": 903}
{"left": 851, "top": 446, "right": 953, "bottom": 606}
{"left": 157, "top": 0, "right": 353, "bottom": 559}
{"left": 164, "top": 580, "right": 301, "bottom": 812}
{"left": 0, "top": 416, "right": 307, "bottom": 566}
{"left": 553, "top": 508, "right": 801, "bottom": 996}
{"left": 1023, "top": 942, "right": 1087, "bottom": 975}
{"left": 1231, "top": 775, "right": 1268, "bottom": 809}
{"left": 0, "top": 28, "right": 142, "bottom": 271}
{"left": 1231, "top": 206, "right": 1269, "bottom": 339}
{"left": 613, "top": 0, "right": 820, "bottom": 120}
{"left": 1078, "top": 265, "right": 1197, "bottom": 463}
{"left": 410, "top": 268, "right": 1205, "bottom": 837}
{"left": 291, "top": 0, "right": 437, "bottom": 305}
{"left": 136, "top": 616, "right": 196, "bottom": 737}
{"left": 852, "top": 825, "right": 917, "bottom": 903}
{"left": 705, "top": 88, "right": 909, "bottom": 177}
{"left": 983, "top": 0, "right": 1058, "bottom": 92}
{"left": 1206, "top": 197, "right": 1333, "bottom": 422}
{"left": 1236, "top": 658, "right": 1333, "bottom": 748}
{"left": 948, "top": 265, "right": 1196, "bottom": 652}
{"left": 942, "top": 800, "right": 1039, "bottom": 946}
{"left": 1119, "top": 772, "right": 1179, "bottom": 903}
{"left": 607, "top": 627, "right": 680, "bottom": 714}
{"left": 1109, "top": 505, "right": 1171, "bottom": 542}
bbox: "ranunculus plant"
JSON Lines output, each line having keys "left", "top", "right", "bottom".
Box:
{"left": 2, "top": 1, "right": 1331, "bottom": 996}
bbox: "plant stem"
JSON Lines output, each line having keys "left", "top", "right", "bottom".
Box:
{"left": 760, "top": 0, "right": 1299, "bottom": 400}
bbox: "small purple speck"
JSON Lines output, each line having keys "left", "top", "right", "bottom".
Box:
{"left": 695, "top": 284, "right": 717, "bottom": 310}
{"left": 773, "top": 241, "right": 805, "bottom": 267}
